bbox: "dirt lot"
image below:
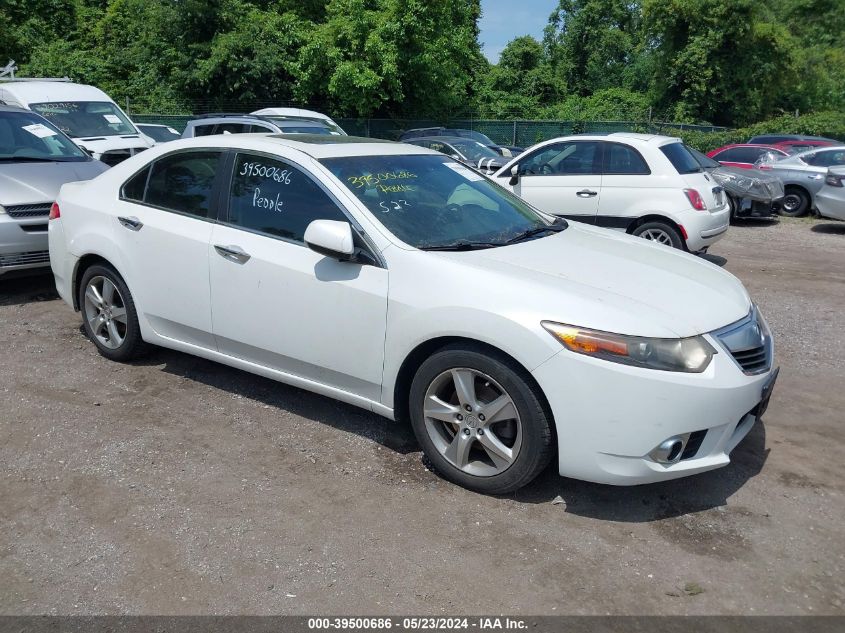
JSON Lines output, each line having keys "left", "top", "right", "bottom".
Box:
{"left": 1, "top": 218, "right": 843, "bottom": 616}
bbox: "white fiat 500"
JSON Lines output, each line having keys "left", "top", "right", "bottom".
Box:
{"left": 48, "top": 134, "right": 777, "bottom": 494}
{"left": 493, "top": 133, "right": 731, "bottom": 252}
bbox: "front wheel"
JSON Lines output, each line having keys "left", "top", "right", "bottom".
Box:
{"left": 631, "top": 221, "right": 684, "bottom": 249}
{"left": 409, "top": 345, "right": 554, "bottom": 494}
{"left": 78, "top": 264, "right": 147, "bottom": 362}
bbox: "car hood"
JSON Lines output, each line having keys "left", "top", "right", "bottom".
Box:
{"left": 436, "top": 223, "right": 750, "bottom": 338}
{"left": 72, "top": 134, "right": 153, "bottom": 158}
{"left": 0, "top": 160, "right": 109, "bottom": 206}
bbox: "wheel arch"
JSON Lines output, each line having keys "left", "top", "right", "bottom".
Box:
{"left": 72, "top": 254, "right": 123, "bottom": 311}
{"left": 627, "top": 214, "right": 688, "bottom": 249}
{"left": 391, "top": 336, "right": 556, "bottom": 437}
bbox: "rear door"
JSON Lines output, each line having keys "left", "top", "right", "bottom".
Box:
{"left": 503, "top": 140, "right": 603, "bottom": 222}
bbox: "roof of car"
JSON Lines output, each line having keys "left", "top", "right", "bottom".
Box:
{"left": 0, "top": 80, "right": 112, "bottom": 104}
{"left": 251, "top": 107, "right": 338, "bottom": 124}
{"left": 145, "top": 133, "right": 433, "bottom": 159}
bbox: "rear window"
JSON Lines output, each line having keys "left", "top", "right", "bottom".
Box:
{"left": 660, "top": 143, "right": 701, "bottom": 174}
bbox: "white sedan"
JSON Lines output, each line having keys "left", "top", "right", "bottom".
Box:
{"left": 48, "top": 134, "right": 778, "bottom": 494}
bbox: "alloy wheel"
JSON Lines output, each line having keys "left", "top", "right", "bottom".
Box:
{"left": 639, "top": 228, "right": 674, "bottom": 245}
{"left": 422, "top": 368, "right": 522, "bottom": 477}
{"left": 782, "top": 194, "right": 801, "bottom": 212}
{"left": 83, "top": 276, "right": 128, "bottom": 350}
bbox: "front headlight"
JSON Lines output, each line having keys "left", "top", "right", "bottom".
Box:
{"left": 541, "top": 321, "right": 715, "bottom": 373}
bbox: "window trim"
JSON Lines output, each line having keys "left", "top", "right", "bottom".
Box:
{"left": 600, "top": 141, "right": 651, "bottom": 175}
{"left": 219, "top": 149, "right": 385, "bottom": 268}
{"left": 117, "top": 147, "right": 228, "bottom": 222}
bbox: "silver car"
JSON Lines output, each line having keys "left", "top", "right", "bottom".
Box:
{"left": 757, "top": 146, "right": 845, "bottom": 216}
{"left": 1, "top": 106, "right": 108, "bottom": 276}
{"left": 816, "top": 167, "right": 845, "bottom": 221}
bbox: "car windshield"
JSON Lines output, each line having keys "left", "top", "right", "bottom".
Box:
{"left": 450, "top": 139, "right": 500, "bottom": 162}
{"left": 139, "top": 125, "right": 180, "bottom": 142}
{"left": 660, "top": 142, "right": 702, "bottom": 174}
{"left": 455, "top": 130, "right": 496, "bottom": 146}
{"left": 687, "top": 146, "right": 721, "bottom": 169}
{"left": 0, "top": 110, "right": 89, "bottom": 162}
{"left": 321, "top": 154, "right": 562, "bottom": 249}
{"left": 265, "top": 116, "right": 344, "bottom": 135}
{"left": 30, "top": 101, "right": 137, "bottom": 138}
{"left": 277, "top": 123, "right": 335, "bottom": 135}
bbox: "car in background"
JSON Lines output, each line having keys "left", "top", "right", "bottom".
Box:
{"left": 182, "top": 113, "right": 343, "bottom": 138}
{"left": 251, "top": 107, "right": 347, "bottom": 135}
{"left": 0, "top": 79, "right": 153, "bottom": 165}
{"left": 0, "top": 105, "right": 107, "bottom": 276}
{"left": 400, "top": 127, "right": 523, "bottom": 157}
{"left": 493, "top": 133, "right": 730, "bottom": 252}
{"left": 707, "top": 144, "right": 789, "bottom": 169}
{"left": 748, "top": 134, "right": 840, "bottom": 146}
{"left": 136, "top": 123, "right": 181, "bottom": 143}
{"left": 755, "top": 146, "right": 845, "bottom": 216}
{"left": 772, "top": 139, "right": 837, "bottom": 155}
{"left": 814, "top": 167, "right": 845, "bottom": 222}
{"left": 688, "top": 147, "right": 783, "bottom": 220}
{"left": 48, "top": 133, "right": 777, "bottom": 493}
{"left": 405, "top": 136, "right": 503, "bottom": 174}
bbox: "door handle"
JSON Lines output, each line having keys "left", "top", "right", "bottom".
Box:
{"left": 118, "top": 216, "right": 143, "bottom": 231}
{"left": 576, "top": 189, "right": 598, "bottom": 198}
{"left": 214, "top": 244, "right": 251, "bottom": 264}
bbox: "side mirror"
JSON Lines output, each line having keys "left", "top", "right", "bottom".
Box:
{"left": 509, "top": 164, "right": 520, "bottom": 187}
{"left": 449, "top": 153, "right": 461, "bottom": 160}
{"left": 304, "top": 220, "right": 356, "bottom": 261}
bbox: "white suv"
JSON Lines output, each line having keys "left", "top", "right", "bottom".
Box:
{"left": 493, "top": 133, "right": 730, "bottom": 252}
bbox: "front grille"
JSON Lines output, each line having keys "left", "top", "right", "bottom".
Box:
{"left": 0, "top": 250, "right": 50, "bottom": 267}
{"left": 713, "top": 307, "right": 773, "bottom": 375}
{"left": 5, "top": 203, "right": 52, "bottom": 218}
{"left": 681, "top": 430, "right": 708, "bottom": 460}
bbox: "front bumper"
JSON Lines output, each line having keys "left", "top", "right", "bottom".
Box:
{"left": 816, "top": 190, "right": 845, "bottom": 221}
{"left": 0, "top": 213, "right": 50, "bottom": 276}
{"left": 532, "top": 334, "right": 776, "bottom": 485}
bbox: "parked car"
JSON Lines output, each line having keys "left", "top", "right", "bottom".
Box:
{"left": 747, "top": 134, "right": 840, "bottom": 145}
{"left": 815, "top": 167, "right": 845, "bottom": 221}
{"left": 707, "top": 144, "right": 790, "bottom": 169}
{"left": 48, "top": 134, "right": 777, "bottom": 493}
{"left": 492, "top": 133, "right": 730, "bottom": 252}
{"left": 136, "top": 123, "right": 181, "bottom": 143}
{"left": 182, "top": 113, "right": 343, "bottom": 138}
{"left": 689, "top": 147, "right": 783, "bottom": 220}
{"left": 771, "top": 139, "right": 837, "bottom": 155}
{"left": 755, "top": 146, "right": 845, "bottom": 216}
{"left": 0, "top": 79, "right": 153, "bottom": 165}
{"left": 405, "top": 136, "right": 503, "bottom": 173}
{"left": 400, "top": 127, "right": 523, "bottom": 157}
{"left": 0, "top": 106, "right": 107, "bottom": 276}
{"left": 251, "top": 107, "right": 347, "bottom": 135}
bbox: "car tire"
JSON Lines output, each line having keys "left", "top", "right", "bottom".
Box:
{"left": 779, "top": 187, "right": 810, "bottom": 217}
{"left": 409, "top": 344, "right": 554, "bottom": 494}
{"left": 78, "top": 264, "right": 147, "bottom": 362}
{"left": 631, "top": 221, "right": 684, "bottom": 249}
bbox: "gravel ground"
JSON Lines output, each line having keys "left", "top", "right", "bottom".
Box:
{"left": 0, "top": 217, "right": 843, "bottom": 615}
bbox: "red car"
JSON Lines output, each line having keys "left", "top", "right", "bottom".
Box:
{"left": 706, "top": 144, "right": 790, "bottom": 169}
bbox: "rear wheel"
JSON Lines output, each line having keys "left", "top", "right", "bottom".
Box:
{"left": 632, "top": 221, "right": 684, "bottom": 249}
{"left": 78, "top": 264, "right": 147, "bottom": 362}
{"left": 409, "top": 345, "right": 554, "bottom": 494}
{"left": 779, "top": 187, "right": 810, "bottom": 217}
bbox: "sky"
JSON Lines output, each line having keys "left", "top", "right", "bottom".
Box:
{"left": 478, "top": 0, "right": 559, "bottom": 64}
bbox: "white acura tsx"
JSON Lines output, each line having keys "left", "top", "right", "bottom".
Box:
{"left": 48, "top": 134, "right": 778, "bottom": 494}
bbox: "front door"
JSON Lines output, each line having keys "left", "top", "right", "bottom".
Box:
{"left": 208, "top": 151, "right": 389, "bottom": 402}
{"left": 505, "top": 140, "right": 603, "bottom": 222}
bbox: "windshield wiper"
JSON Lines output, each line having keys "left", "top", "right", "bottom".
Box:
{"left": 419, "top": 240, "right": 504, "bottom": 251}
{"left": 0, "top": 156, "right": 68, "bottom": 163}
{"left": 504, "top": 220, "right": 568, "bottom": 244}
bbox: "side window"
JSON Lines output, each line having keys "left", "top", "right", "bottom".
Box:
{"left": 227, "top": 153, "right": 348, "bottom": 243}
{"left": 809, "top": 151, "right": 845, "bottom": 167}
{"left": 603, "top": 143, "right": 650, "bottom": 175}
{"left": 214, "top": 123, "right": 252, "bottom": 135}
{"left": 717, "top": 147, "right": 765, "bottom": 164}
{"left": 247, "top": 124, "right": 275, "bottom": 133}
{"left": 192, "top": 124, "right": 216, "bottom": 137}
{"left": 145, "top": 151, "right": 222, "bottom": 218}
{"left": 122, "top": 165, "right": 150, "bottom": 202}
{"left": 519, "top": 142, "right": 600, "bottom": 176}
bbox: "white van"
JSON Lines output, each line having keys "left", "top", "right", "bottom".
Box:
{"left": 0, "top": 80, "right": 153, "bottom": 165}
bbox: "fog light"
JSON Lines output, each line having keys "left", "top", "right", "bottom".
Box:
{"left": 649, "top": 434, "right": 689, "bottom": 464}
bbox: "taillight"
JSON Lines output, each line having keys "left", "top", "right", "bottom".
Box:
{"left": 825, "top": 173, "right": 844, "bottom": 187}
{"left": 49, "top": 202, "right": 61, "bottom": 220}
{"left": 684, "top": 189, "right": 707, "bottom": 211}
